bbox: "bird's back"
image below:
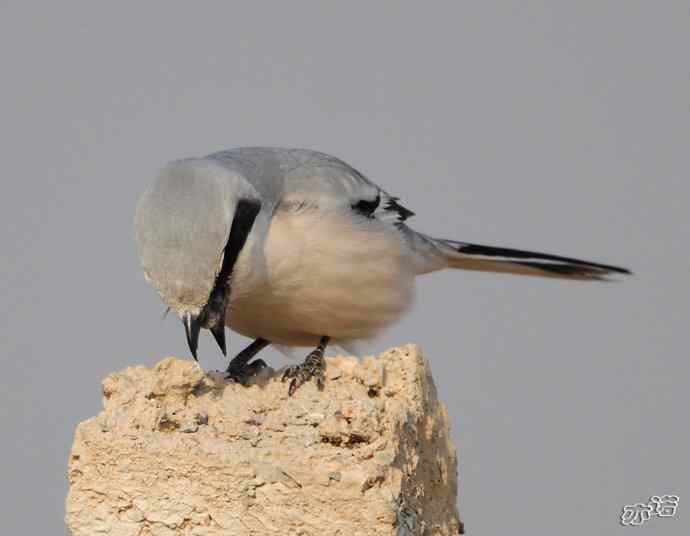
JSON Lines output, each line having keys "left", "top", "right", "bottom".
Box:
{"left": 206, "top": 147, "right": 384, "bottom": 214}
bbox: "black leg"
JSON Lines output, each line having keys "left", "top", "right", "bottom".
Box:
{"left": 225, "top": 338, "right": 270, "bottom": 384}
{"left": 282, "top": 336, "right": 330, "bottom": 396}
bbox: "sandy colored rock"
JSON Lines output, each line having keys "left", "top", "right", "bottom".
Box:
{"left": 65, "top": 344, "right": 462, "bottom": 535}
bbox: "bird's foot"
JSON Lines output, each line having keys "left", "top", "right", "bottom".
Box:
{"left": 282, "top": 348, "right": 326, "bottom": 396}
{"left": 225, "top": 359, "right": 267, "bottom": 385}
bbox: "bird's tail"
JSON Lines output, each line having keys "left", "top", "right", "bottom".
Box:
{"left": 432, "top": 237, "right": 631, "bottom": 280}
{"left": 402, "top": 224, "right": 630, "bottom": 280}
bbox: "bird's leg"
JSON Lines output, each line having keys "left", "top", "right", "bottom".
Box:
{"left": 225, "top": 338, "right": 270, "bottom": 384}
{"left": 282, "top": 336, "right": 330, "bottom": 396}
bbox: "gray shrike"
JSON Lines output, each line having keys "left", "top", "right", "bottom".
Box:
{"left": 135, "top": 147, "right": 630, "bottom": 395}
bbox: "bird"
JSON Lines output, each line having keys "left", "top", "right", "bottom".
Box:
{"left": 134, "top": 147, "right": 630, "bottom": 395}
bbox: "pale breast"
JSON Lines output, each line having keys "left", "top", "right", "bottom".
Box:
{"left": 226, "top": 209, "right": 416, "bottom": 346}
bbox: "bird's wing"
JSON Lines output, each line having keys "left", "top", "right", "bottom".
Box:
{"left": 207, "top": 147, "right": 415, "bottom": 223}
{"left": 278, "top": 148, "right": 415, "bottom": 223}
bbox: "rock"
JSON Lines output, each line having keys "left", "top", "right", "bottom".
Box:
{"left": 65, "top": 344, "right": 462, "bottom": 535}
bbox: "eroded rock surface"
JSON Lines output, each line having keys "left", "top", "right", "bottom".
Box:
{"left": 66, "top": 344, "right": 461, "bottom": 535}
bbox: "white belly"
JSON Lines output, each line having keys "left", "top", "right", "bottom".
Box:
{"left": 226, "top": 209, "right": 415, "bottom": 346}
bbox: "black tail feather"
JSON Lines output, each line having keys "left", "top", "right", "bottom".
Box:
{"left": 437, "top": 239, "right": 631, "bottom": 280}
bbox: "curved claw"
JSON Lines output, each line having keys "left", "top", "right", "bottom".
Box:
{"left": 226, "top": 359, "right": 267, "bottom": 385}
{"left": 281, "top": 351, "right": 326, "bottom": 396}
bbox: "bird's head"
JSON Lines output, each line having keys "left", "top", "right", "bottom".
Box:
{"left": 134, "top": 158, "right": 261, "bottom": 360}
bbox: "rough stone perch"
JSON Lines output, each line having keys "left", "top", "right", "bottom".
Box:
{"left": 65, "top": 344, "right": 462, "bottom": 535}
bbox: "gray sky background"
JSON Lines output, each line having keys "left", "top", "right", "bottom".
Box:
{"left": 1, "top": 2, "right": 688, "bottom": 534}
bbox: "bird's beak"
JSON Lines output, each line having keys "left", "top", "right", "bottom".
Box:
{"left": 183, "top": 311, "right": 201, "bottom": 361}
{"left": 210, "top": 323, "right": 227, "bottom": 356}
